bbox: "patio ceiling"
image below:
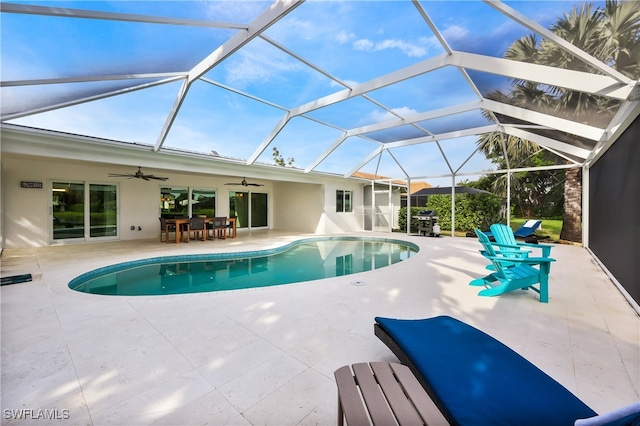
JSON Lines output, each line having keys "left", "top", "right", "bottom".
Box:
{"left": 1, "top": 0, "right": 639, "bottom": 184}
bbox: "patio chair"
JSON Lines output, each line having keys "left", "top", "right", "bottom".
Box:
{"left": 159, "top": 217, "right": 176, "bottom": 243}
{"left": 471, "top": 229, "right": 554, "bottom": 302}
{"left": 373, "top": 315, "right": 639, "bottom": 426}
{"left": 189, "top": 217, "right": 206, "bottom": 241}
{"left": 514, "top": 219, "right": 542, "bottom": 238}
{"left": 209, "top": 216, "right": 227, "bottom": 240}
{"left": 490, "top": 223, "right": 554, "bottom": 258}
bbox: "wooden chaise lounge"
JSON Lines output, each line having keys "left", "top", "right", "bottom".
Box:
{"left": 374, "top": 315, "right": 639, "bottom": 426}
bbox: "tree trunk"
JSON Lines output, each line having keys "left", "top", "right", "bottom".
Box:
{"left": 560, "top": 166, "right": 582, "bottom": 242}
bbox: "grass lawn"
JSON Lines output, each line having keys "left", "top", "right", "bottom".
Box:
{"left": 511, "top": 217, "right": 563, "bottom": 242}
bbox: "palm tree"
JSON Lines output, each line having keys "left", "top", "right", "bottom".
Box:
{"left": 478, "top": 0, "right": 640, "bottom": 242}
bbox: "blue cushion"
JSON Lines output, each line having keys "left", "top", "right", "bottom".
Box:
{"left": 375, "top": 316, "right": 597, "bottom": 426}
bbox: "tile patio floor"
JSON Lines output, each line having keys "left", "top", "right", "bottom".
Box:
{"left": 1, "top": 231, "right": 638, "bottom": 425}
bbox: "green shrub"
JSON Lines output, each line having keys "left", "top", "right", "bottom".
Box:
{"left": 399, "top": 193, "right": 504, "bottom": 233}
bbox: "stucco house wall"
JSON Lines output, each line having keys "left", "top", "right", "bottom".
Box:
{"left": 0, "top": 131, "right": 364, "bottom": 248}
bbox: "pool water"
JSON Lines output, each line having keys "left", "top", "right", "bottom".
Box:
{"left": 69, "top": 237, "right": 418, "bottom": 296}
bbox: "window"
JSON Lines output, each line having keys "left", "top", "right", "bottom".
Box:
{"left": 336, "top": 190, "right": 352, "bottom": 213}
{"left": 160, "top": 187, "right": 216, "bottom": 218}
{"left": 191, "top": 189, "right": 216, "bottom": 217}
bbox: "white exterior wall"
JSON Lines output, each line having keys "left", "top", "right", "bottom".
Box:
{"left": 2, "top": 155, "right": 276, "bottom": 247}
{"left": 1, "top": 152, "right": 367, "bottom": 248}
{"left": 272, "top": 181, "right": 324, "bottom": 233}
{"left": 317, "top": 180, "right": 365, "bottom": 234}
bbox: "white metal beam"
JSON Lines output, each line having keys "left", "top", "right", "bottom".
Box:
{"left": 188, "top": 1, "right": 302, "bottom": 83}
{"left": 482, "top": 98, "right": 605, "bottom": 141}
{"left": 246, "top": 112, "right": 293, "bottom": 164}
{"left": 154, "top": 78, "right": 190, "bottom": 151}
{"left": 484, "top": 0, "right": 633, "bottom": 85}
{"left": 3, "top": 76, "right": 184, "bottom": 121}
{"left": 345, "top": 146, "right": 384, "bottom": 178}
{"left": 305, "top": 133, "right": 348, "bottom": 173}
{"left": 155, "top": 0, "right": 303, "bottom": 151}
{"left": 586, "top": 100, "right": 640, "bottom": 166}
{"left": 1, "top": 72, "right": 187, "bottom": 88}
{"left": 383, "top": 124, "right": 500, "bottom": 149}
{"left": 0, "top": 2, "right": 249, "bottom": 29}
{"left": 345, "top": 100, "right": 483, "bottom": 137}
{"left": 288, "top": 53, "right": 450, "bottom": 118}
{"left": 449, "top": 51, "right": 634, "bottom": 100}
{"left": 411, "top": 0, "right": 453, "bottom": 55}
{"left": 502, "top": 126, "right": 591, "bottom": 159}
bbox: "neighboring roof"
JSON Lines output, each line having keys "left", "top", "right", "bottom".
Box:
{"left": 353, "top": 171, "right": 433, "bottom": 194}
{"left": 410, "top": 186, "right": 493, "bottom": 196}
{"left": 1, "top": 1, "right": 639, "bottom": 182}
{"left": 409, "top": 181, "right": 433, "bottom": 195}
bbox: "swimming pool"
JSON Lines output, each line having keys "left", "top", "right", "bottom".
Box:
{"left": 69, "top": 237, "right": 418, "bottom": 296}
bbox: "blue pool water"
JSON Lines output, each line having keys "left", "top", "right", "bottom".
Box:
{"left": 69, "top": 237, "right": 418, "bottom": 296}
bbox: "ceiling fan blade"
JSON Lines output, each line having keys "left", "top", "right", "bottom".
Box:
{"left": 108, "top": 173, "right": 135, "bottom": 177}
{"left": 148, "top": 176, "right": 169, "bottom": 181}
{"left": 247, "top": 183, "right": 264, "bottom": 186}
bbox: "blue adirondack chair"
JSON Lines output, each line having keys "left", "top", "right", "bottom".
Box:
{"left": 489, "top": 223, "right": 554, "bottom": 258}
{"left": 471, "top": 229, "right": 555, "bottom": 302}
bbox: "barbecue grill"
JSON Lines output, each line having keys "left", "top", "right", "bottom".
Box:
{"left": 413, "top": 210, "right": 440, "bottom": 237}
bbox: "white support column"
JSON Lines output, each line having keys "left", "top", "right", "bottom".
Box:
{"left": 506, "top": 172, "right": 511, "bottom": 227}
{"left": 388, "top": 180, "right": 393, "bottom": 233}
{"left": 450, "top": 175, "right": 456, "bottom": 237}
{"left": 371, "top": 180, "right": 375, "bottom": 232}
{"left": 407, "top": 177, "right": 412, "bottom": 235}
{"left": 582, "top": 165, "right": 590, "bottom": 247}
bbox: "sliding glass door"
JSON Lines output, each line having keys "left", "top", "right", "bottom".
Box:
{"left": 251, "top": 192, "right": 268, "bottom": 227}
{"left": 229, "top": 191, "right": 268, "bottom": 229}
{"left": 52, "top": 182, "right": 85, "bottom": 240}
{"left": 51, "top": 181, "right": 118, "bottom": 241}
{"left": 89, "top": 184, "right": 117, "bottom": 237}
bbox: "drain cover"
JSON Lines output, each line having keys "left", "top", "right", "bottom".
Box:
{"left": 351, "top": 280, "right": 366, "bottom": 286}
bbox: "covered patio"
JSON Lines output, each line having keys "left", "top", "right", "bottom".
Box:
{"left": 1, "top": 232, "right": 637, "bottom": 424}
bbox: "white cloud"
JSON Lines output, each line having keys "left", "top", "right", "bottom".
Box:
{"left": 440, "top": 24, "right": 469, "bottom": 42}
{"left": 224, "top": 43, "right": 303, "bottom": 87}
{"left": 368, "top": 106, "right": 419, "bottom": 123}
{"left": 353, "top": 38, "right": 375, "bottom": 51}
{"left": 203, "top": 1, "right": 269, "bottom": 23}
{"left": 335, "top": 30, "right": 355, "bottom": 44}
{"left": 353, "top": 38, "right": 428, "bottom": 58}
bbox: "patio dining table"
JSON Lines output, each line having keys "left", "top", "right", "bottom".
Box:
{"left": 164, "top": 217, "right": 237, "bottom": 243}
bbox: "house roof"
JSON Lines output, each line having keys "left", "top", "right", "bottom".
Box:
{"left": 1, "top": 1, "right": 639, "bottom": 183}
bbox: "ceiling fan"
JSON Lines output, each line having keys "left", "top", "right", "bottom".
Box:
{"left": 108, "top": 167, "right": 169, "bottom": 181}
{"left": 225, "top": 177, "right": 264, "bottom": 187}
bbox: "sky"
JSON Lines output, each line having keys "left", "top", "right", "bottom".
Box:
{"left": 1, "top": 0, "right": 605, "bottom": 182}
